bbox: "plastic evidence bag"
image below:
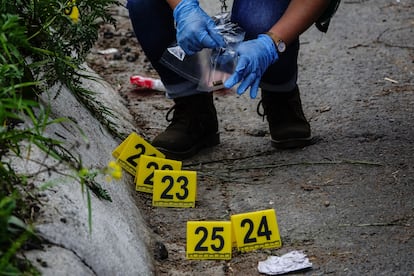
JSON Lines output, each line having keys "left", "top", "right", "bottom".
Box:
{"left": 160, "top": 12, "right": 245, "bottom": 92}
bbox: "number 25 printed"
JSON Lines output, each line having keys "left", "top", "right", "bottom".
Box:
{"left": 186, "top": 221, "right": 232, "bottom": 260}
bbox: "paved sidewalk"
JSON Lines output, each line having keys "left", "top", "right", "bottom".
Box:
{"left": 96, "top": 0, "right": 414, "bottom": 274}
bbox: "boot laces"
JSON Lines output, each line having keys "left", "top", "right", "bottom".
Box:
{"left": 257, "top": 99, "right": 266, "bottom": 122}
{"left": 166, "top": 105, "right": 176, "bottom": 123}
{"left": 165, "top": 102, "right": 191, "bottom": 127}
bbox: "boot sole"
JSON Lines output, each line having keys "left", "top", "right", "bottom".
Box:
{"left": 271, "top": 135, "right": 317, "bottom": 149}
{"left": 155, "top": 132, "right": 220, "bottom": 160}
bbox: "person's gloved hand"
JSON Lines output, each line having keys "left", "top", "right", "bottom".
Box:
{"left": 173, "top": 0, "right": 225, "bottom": 55}
{"left": 224, "top": 34, "right": 279, "bottom": 99}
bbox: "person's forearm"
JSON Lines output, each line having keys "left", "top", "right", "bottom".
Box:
{"left": 166, "top": 0, "right": 181, "bottom": 9}
{"left": 269, "top": 0, "right": 330, "bottom": 45}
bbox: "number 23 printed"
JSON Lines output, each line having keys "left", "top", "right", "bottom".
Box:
{"left": 153, "top": 170, "right": 197, "bottom": 208}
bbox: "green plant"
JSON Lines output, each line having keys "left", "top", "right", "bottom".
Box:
{"left": 0, "top": 195, "right": 39, "bottom": 275}
{"left": 0, "top": 0, "right": 121, "bottom": 274}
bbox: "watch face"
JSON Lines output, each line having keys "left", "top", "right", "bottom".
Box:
{"left": 277, "top": 41, "right": 286, "bottom": 53}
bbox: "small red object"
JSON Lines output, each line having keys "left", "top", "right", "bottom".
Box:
{"left": 130, "top": 75, "right": 165, "bottom": 91}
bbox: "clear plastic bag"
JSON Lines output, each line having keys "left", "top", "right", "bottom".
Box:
{"left": 197, "top": 47, "right": 237, "bottom": 91}
{"left": 160, "top": 12, "right": 245, "bottom": 92}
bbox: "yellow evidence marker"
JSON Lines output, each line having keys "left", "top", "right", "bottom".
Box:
{"left": 186, "top": 221, "right": 232, "bottom": 260}
{"left": 153, "top": 170, "right": 197, "bottom": 208}
{"left": 135, "top": 155, "right": 182, "bottom": 193}
{"left": 112, "top": 132, "right": 165, "bottom": 176}
{"left": 231, "top": 209, "right": 281, "bottom": 252}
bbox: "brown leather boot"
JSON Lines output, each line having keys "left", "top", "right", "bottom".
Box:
{"left": 259, "top": 86, "right": 313, "bottom": 149}
{"left": 152, "top": 93, "right": 219, "bottom": 160}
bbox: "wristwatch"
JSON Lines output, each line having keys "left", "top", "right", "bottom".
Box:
{"left": 265, "top": 31, "right": 286, "bottom": 53}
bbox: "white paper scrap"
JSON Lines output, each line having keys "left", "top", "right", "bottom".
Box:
{"left": 257, "top": 251, "right": 312, "bottom": 275}
{"left": 97, "top": 48, "right": 119, "bottom": 55}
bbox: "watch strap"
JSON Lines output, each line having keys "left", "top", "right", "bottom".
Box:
{"left": 265, "top": 31, "right": 286, "bottom": 53}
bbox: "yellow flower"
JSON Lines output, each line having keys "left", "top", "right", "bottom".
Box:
{"left": 108, "top": 161, "right": 118, "bottom": 169}
{"left": 79, "top": 167, "right": 89, "bottom": 177}
{"left": 112, "top": 170, "right": 122, "bottom": 180}
{"left": 64, "top": 0, "right": 80, "bottom": 24}
{"left": 105, "top": 160, "right": 122, "bottom": 181}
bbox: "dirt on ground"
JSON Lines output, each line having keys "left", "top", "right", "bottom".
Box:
{"left": 86, "top": 1, "right": 414, "bottom": 275}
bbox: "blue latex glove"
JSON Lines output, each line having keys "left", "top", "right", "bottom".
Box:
{"left": 224, "top": 34, "right": 279, "bottom": 99}
{"left": 173, "top": 0, "right": 226, "bottom": 55}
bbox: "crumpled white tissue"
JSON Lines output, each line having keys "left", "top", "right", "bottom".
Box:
{"left": 257, "top": 251, "right": 312, "bottom": 275}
